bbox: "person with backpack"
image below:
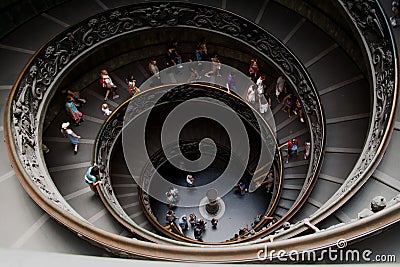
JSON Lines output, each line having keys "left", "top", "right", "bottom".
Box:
{"left": 85, "top": 164, "right": 102, "bottom": 193}
{"left": 99, "top": 69, "right": 119, "bottom": 101}
{"left": 278, "top": 138, "right": 299, "bottom": 163}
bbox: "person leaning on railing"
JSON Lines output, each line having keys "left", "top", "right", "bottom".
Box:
{"left": 85, "top": 163, "right": 102, "bottom": 194}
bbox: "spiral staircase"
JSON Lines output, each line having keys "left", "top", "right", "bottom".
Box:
{"left": 1, "top": 0, "right": 400, "bottom": 265}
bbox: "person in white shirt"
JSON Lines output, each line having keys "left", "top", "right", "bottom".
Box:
{"left": 61, "top": 122, "right": 81, "bottom": 154}
{"left": 186, "top": 174, "right": 195, "bottom": 187}
{"left": 275, "top": 76, "right": 286, "bottom": 102}
{"left": 100, "top": 69, "right": 119, "bottom": 101}
{"left": 102, "top": 103, "right": 112, "bottom": 116}
{"left": 246, "top": 85, "right": 256, "bottom": 104}
{"left": 256, "top": 75, "right": 266, "bottom": 97}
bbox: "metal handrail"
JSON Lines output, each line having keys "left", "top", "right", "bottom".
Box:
{"left": 267, "top": 0, "right": 399, "bottom": 242}
{"left": 12, "top": 1, "right": 398, "bottom": 262}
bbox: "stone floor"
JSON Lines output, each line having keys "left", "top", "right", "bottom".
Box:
{"left": 150, "top": 162, "right": 271, "bottom": 242}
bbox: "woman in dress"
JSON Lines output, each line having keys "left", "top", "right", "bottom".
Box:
{"left": 246, "top": 85, "right": 256, "bottom": 104}
{"left": 65, "top": 97, "right": 83, "bottom": 126}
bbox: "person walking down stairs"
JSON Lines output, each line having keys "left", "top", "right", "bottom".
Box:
{"left": 61, "top": 122, "right": 81, "bottom": 154}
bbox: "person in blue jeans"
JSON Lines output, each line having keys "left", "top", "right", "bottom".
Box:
{"left": 166, "top": 46, "right": 182, "bottom": 68}
{"left": 235, "top": 181, "right": 247, "bottom": 196}
{"left": 61, "top": 122, "right": 81, "bottom": 154}
{"left": 178, "top": 215, "right": 189, "bottom": 231}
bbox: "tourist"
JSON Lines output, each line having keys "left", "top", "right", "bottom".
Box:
{"left": 186, "top": 174, "right": 195, "bottom": 187}
{"left": 85, "top": 163, "right": 102, "bottom": 193}
{"left": 275, "top": 76, "right": 286, "bottom": 102}
{"left": 178, "top": 215, "right": 189, "bottom": 231}
{"left": 248, "top": 58, "right": 259, "bottom": 82}
{"left": 278, "top": 138, "right": 299, "bottom": 163}
{"left": 238, "top": 224, "right": 249, "bottom": 237}
{"left": 189, "top": 213, "right": 197, "bottom": 227}
{"left": 226, "top": 73, "right": 237, "bottom": 94}
{"left": 294, "top": 99, "right": 304, "bottom": 122}
{"left": 246, "top": 84, "right": 256, "bottom": 104}
{"left": 65, "top": 96, "right": 84, "bottom": 126}
{"left": 234, "top": 181, "right": 247, "bottom": 196}
{"left": 256, "top": 74, "right": 266, "bottom": 98}
{"left": 149, "top": 59, "right": 160, "bottom": 78}
{"left": 166, "top": 187, "right": 179, "bottom": 208}
{"left": 102, "top": 103, "right": 112, "bottom": 116}
{"left": 196, "top": 218, "right": 207, "bottom": 230}
{"left": 211, "top": 218, "right": 218, "bottom": 228}
{"left": 126, "top": 74, "right": 140, "bottom": 96}
{"left": 187, "top": 57, "right": 201, "bottom": 82}
{"left": 99, "top": 69, "right": 119, "bottom": 101}
{"left": 194, "top": 226, "right": 203, "bottom": 241}
{"left": 304, "top": 141, "right": 311, "bottom": 160}
{"left": 281, "top": 93, "right": 296, "bottom": 118}
{"left": 252, "top": 215, "right": 262, "bottom": 228}
{"left": 166, "top": 210, "right": 176, "bottom": 223}
{"left": 391, "top": 0, "right": 400, "bottom": 27}
{"left": 198, "top": 37, "right": 208, "bottom": 60}
{"left": 166, "top": 43, "right": 182, "bottom": 68}
{"left": 259, "top": 93, "right": 271, "bottom": 114}
{"left": 60, "top": 122, "right": 81, "bottom": 154}
{"left": 204, "top": 54, "right": 221, "bottom": 77}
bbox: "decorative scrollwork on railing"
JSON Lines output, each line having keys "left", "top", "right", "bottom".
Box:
{"left": 323, "top": 0, "right": 397, "bottom": 205}
{"left": 95, "top": 104, "right": 127, "bottom": 216}
{"left": 271, "top": 0, "right": 398, "bottom": 242}
{"left": 96, "top": 83, "right": 284, "bottom": 243}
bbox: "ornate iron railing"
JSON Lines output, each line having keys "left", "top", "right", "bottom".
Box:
{"left": 97, "top": 82, "right": 284, "bottom": 244}
{"left": 269, "top": 0, "right": 399, "bottom": 241}
{"left": 5, "top": 1, "right": 362, "bottom": 261}
{"left": 94, "top": 96, "right": 200, "bottom": 246}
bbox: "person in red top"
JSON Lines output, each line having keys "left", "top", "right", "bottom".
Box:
{"left": 278, "top": 138, "right": 299, "bottom": 163}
